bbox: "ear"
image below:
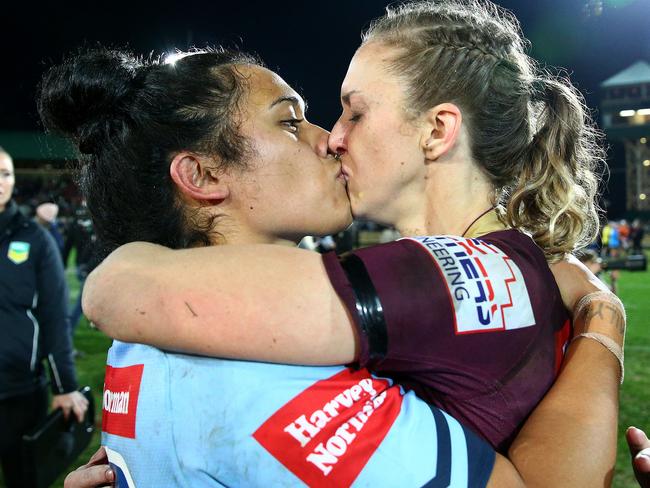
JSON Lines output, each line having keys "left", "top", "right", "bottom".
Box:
{"left": 169, "top": 152, "right": 230, "bottom": 203}
{"left": 420, "top": 103, "right": 463, "bottom": 161}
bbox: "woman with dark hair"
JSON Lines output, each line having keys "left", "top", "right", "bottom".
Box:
{"left": 41, "top": 42, "right": 623, "bottom": 486}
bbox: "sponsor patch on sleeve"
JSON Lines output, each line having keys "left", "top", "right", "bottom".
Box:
{"left": 253, "top": 368, "right": 403, "bottom": 487}
{"left": 406, "top": 236, "right": 535, "bottom": 335}
{"left": 102, "top": 364, "right": 144, "bottom": 439}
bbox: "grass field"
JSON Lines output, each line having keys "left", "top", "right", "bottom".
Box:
{"left": 48, "top": 261, "right": 650, "bottom": 487}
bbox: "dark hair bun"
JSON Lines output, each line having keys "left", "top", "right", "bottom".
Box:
{"left": 38, "top": 49, "right": 141, "bottom": 153}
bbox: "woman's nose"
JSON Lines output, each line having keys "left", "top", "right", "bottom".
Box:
{"left": 314, "top": 127, "right": 330, "bottom": 158}
{"left": 328, "top": 121, "right": 347, "bottom": 156}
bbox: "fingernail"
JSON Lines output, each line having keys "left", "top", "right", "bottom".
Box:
{"left": 106, "top": 468, "right": 115, "bottom": 481}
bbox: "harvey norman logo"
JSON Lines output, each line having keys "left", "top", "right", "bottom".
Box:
{"left": 104, "top": 389, "right": 130, "bottom": 414}
{"left": 102, "top": 364, "right": 144, "bottom": 439}
{"left": 253, "top": 368, "right": 403, "bottom": 486}
{"left": 406, "top": 236, "right": 535, "bottom": 335}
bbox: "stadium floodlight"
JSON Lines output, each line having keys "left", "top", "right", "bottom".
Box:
{"left": 637, "top": 108, "right": 650, "bottom": 116}
{"left": 619, "top": 109, "right": 636, "bottom": 117}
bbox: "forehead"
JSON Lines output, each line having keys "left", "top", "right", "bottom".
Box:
{"left": 341, "top": 43, "right": 404, "bottom": 103}
{"left": 237, "top": 65, "right": 304, "bottom": 113}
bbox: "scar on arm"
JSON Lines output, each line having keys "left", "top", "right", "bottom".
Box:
{"left": 185, "top": 301, "right": 198, "bottom": 318}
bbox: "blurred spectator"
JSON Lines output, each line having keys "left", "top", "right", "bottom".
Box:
{"left": 619, "top": 219, "right": 631, "bottom": 251}
{"left": 334, "top": 222, "right": 359, "bottom": 254}
{"left": 631, "top": 219, "right": 645, "bottom": 254}
{"left": 0, "top": 147, "right": 88, "bottom": 487}
{"left": 298, "top": 236, "right": 318, "bottom": 251}
{"left": 601, "top": 221, "right": 612, "bottom": 257}
{"left": 609, "top": 222, "right": 621, "bottom": 258}
{"left": 63, "top": 203, "right": 99, "bottom": 337}
{"left": 379, "top": 226, "right": 401, "bottom": 243}
{"left": 315, "top": 235, "right": 336, "bottom": 253}
{"left": 35, "top": 202, "right": 65, "bottom": 254}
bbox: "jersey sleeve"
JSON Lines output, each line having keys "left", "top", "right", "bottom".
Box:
{"left": 322, "top": 238, "right": 458, "bottom": 372}
{"left": 322, "top": 235, "right": 544, "bottom": 389}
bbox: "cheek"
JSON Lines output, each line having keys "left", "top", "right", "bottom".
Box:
{"left": 347, "top": 125, "right": 380, "bottom": 173}
{"left": 353, "top": 128, "right": 399, "bottom": 181}
{"left": 1, "top": 178, "right": 14, "bottom": 191}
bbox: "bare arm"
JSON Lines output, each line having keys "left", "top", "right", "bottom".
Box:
{"left": 485, "top": 285, "right": 624, "bottom": 487}
{"left": 627, "top": 427, "right": 650, "bottom": 487}
{"left": 84, "top": 242, "right": 358, "bottom": 364}
{"left": 506, "top": 286, "right": 623, "bottom": 487}
{"left": 84, "top": 242, "right": 606, "bottom": 365}
{"left": 486, "top": 339, "right": 619, "bottom": 488}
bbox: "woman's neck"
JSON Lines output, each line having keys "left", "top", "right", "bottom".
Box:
{"left": 211, "top": 226, "right": 297, "bottom": 247}
{"left": 199, "top": 207, "right": 299, "bottom": 247}
{"left": 394, "top": 160, "right": 494, "bottom": 237}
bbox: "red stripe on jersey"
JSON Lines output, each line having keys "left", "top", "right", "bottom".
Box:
{"left": 554, "top": 319, "right": 573, "bottom": 376}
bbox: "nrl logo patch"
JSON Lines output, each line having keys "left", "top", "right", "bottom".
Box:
{"left": 7, "top": 241, "right": 30, "bottom": 265}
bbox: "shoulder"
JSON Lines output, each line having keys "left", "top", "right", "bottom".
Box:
{"left": 4, "top": 216, "right": 51, "bottom": 255}
{"left": 478, "top": 229, "right": 551, "bottom": 272}
{"left": 10, "top": 217, "right": 48, "bottom": 244}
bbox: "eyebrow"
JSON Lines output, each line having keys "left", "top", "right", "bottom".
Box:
{"left": 269, "top": 95, "right": 308, "bottom": 112}
{"left": 341, "top": 90, "right": 360, "bottom": 106}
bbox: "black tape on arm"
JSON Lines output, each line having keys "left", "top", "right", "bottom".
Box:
{"left": 338, "top": 253, "right": 388, "bottom": 362}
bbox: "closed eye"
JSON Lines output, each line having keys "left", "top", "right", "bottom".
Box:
{"left": 281, "top": 118, "right": 304, "bottom": 133}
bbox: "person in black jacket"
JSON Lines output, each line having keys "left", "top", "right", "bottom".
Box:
{"left": 0, "top": 148, "right": 88, "bottom": 487}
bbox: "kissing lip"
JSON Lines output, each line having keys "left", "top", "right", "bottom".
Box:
{"left": 338, "top": 164, "right": 350, "bottom": 182}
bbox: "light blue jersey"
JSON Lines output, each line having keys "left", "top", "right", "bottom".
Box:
{"left": 102, "top": 341, "right": 494, "bottom": 487}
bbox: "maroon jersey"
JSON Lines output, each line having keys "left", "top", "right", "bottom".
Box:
{"left": 322, "top": 230, "right": 571, "bottom": 452}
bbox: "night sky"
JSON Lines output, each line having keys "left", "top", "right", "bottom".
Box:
{"left": 4, "top": 0, "right": 650, "bottom": 130}
{"left": 4, "top": 0, "right": 650, "bottom": 214}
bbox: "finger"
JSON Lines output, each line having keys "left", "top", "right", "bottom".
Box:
{"left": 73, "top": 402, "right": 85, "bottom": 423}
{"left": 61, "top": 404, "right": 71, "bottom": 421}
{"left": 627, "top": 426, "right": 649, "bottom": 455}
{"left": 635, "top": 448, "right": 650, "bottom": 470}
{"left": 64, "top": 464, "right": 115, "bottom": 488}
{"left": 87, "top": 447, "right": 109, "bottom": 466}
{"left": 75, "top": 394, "right": 89, "bottom": 407}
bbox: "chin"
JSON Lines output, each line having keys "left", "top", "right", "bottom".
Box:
{"left": 338, "top": 209, "right": 354, "bottom": 231}
{"left": 313, "top": 214, "right": 353, "bottom": 237}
